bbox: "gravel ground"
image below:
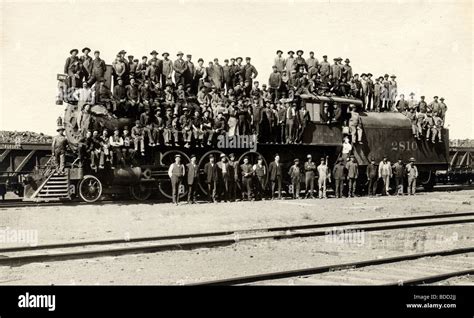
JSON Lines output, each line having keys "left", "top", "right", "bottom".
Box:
{"left": 1, "top": 190, "right": 474, "bottom": 248}
{"left": 0, "top": 224, "right": 472, "bottom": 285}
{"left": 0, "top": 190, "right": 473, "bottom": 285}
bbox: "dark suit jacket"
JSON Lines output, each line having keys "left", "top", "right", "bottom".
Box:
{"left": 217, "top": 161, "right": 234, "bottom": 181}
{"left": 268, "top": 161, "right": 282, "bottom": 181}
{"left": 186, "top": 163, "right": 199, "bottom": 185}
{"left": 203, "top": 162, "right": 218, "bottom": 183}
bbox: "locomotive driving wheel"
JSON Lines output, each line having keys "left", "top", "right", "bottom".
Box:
{"left": 130, "top": 183, "right": 153, "bottom": 201}
{"left": 197, "top": 150, "right": 225, "bottom": 196}
{"left": 158, "top": 150, "right": 190, "bottom": 199}
{"left": 78, "top": 175, "right": 103, "bottom": 203}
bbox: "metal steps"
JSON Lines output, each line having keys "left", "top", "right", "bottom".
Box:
{"left": 24, "top": 170, "right": 71, "bottom": 202}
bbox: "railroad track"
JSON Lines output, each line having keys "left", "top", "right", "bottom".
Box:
{"left": 1, "top": 184, "right": 473, "bottom": 209}
{"left": 189, "top": 247, "right": 474, "bottom": 286}
{"left": 0, "top": 212, "right": 473, "bottom": 266}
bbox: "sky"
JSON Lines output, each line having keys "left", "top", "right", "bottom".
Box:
{"left": 0, "top": 0, "right": 472, "bottom": 138}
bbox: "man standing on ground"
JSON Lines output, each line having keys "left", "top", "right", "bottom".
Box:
{"left": 168, "top": 154, "right": 185, "bottom": 205}
{"left": 378, "top": 155, "right": 392, "bottom": 195}
{"left": 268, "top": 154, "right": 283, "bottom": 199}
{"left": 186, "top": 154, "right": 199, "bottom": 204}
{"left": 406, "top": 157, "right": 419, "bottom": 195}
{"left": 304, "top": 154, "right": 316, "bottom": 199}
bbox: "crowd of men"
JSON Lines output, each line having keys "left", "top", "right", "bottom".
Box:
{"left": 166, "top": 152, "right": 420, "bottom": 205}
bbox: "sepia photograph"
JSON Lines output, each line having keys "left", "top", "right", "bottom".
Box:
{"left": 0, "top": 0, "right": 473, "bottom": 315}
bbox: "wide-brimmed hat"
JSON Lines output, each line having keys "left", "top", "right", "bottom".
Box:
{"left": 150, "top": 50, "right": 158, "bottom": 55}
{"left": 177, "top": 51, "right": 184, "bottom": 56}
{"left": 82, "top": 47, "right": 91, "bottom": 53}
{"left": 162, "top": 52, "right": 169, "bottom": 57}
{"left": 409, "top": 157, "right": 416, "bottom": 162}
{"left": 276, "top": 50, "right": 283, "bottom": 54}
{"left": 296, "top": 50, "right": 304, "bottom": 55}
{"left": 70, "top": 49, "right": 78, "bottom": 55}
{"left": 288, "top": 50, "right": 295, "bottom": 54}
{"left": 175, "top": 154, "right": 181, "bottom": 158}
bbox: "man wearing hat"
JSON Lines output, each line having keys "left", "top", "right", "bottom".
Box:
{"left": 268, "top": 154, "right": 283, "bottom": 199}
{"left": 417, "top": 95, "right": 427, "bottom": 113}
{"left": 240, "top": 156, "right": 254, "bottom": 201}
{"left": 222, "top": 59, "right": 233, "bottom": 94}
{"left": 204, "top": 155, "right": 219, "bottom": 203}
{"left": 429, "top": 96, "right": 441, "bottom": 116}
{"left": 252, "top": 156, "right": 267, "bottom": 200}
{"left": 378, "top": 155, "right": 392, "bottom": 195}
{"left": 183, "top": 54, "right": 195, "bottom": 86}
{"left": 51, "top": 124, "right": 68, "bottom": 173}
{"left": 304, "top": 154, "right": 316, "bottom": 199}
{"left": 389, "top": 75, "right": 398, "bottom": 110}
{"left": 113, "top": 77, "right": 127, "bottom": 116}
{"left": 179, "top": 107, "right": 193, "bottom": 148}
{"left": 274, "top": 50, "right": 285, "bottom": 73}
{"left": 331, "top": 57, "right": 343, "bottom": 84}
{"left": 422, "top": 110, "right": 435, "bottom": 142}
{"left": 131, "top": 120, "right": 145, "bottom": 156}
{"left": 348, "top": 105, "right": 363, "bottom": 144}
{"left": 392, "top": 158, "right": 405, "bottom": 195}
{"left": 211, "top": 58, "right": 224, "bottom": 90}
{"left": 439, "top": 97, "right": 447, "bottom": 120}
{"left": 366, "top": 157, "right": 378, "bottom": 196}
{"left": 373, "top": 77, "right": 383, "bottom": 112}
{"left": 168, "top": 154, "right": 185, "bottom": 205}
{"left": 88, "top": 50, "right": 106, "bottom": 86}
{"left": 162, "top": 52, "right": 173, "bottom": 86}
{"left": 112, "top": 54, "right": 126, "bottom": 85}
{"left": 406, "top": 107, "right": 419, "bottom": 139}
{"left": 244, "top": 57, "right": 258, "bottom": 87}
{"left": 64, "top": 49, "right": 79, "bottom": 81}
{"left": 186, "top": 154, "right": 199, "bottom": 204}
{"left": 268, "top": 65, "right": 282, "bottom": 101}
{"left": 80, "top": 47, "right": 93, "bottom": 78}
{"left": 346, "top": 155, "right": 358, "bottom": 197}
{"left": 216, "top": 153, "right": 231, "bottom": 202}
{"left": 342, "top": 58, "right": 353, "bottom": 83}
{"left": 381, "top": 74, "right": 390, "bottom": 111}
{"left": 319, "top": 55, "right": 330, "bottom": 84}
{"left": 286, "top": 102, "right": 297, "bottom": 143}
{"left": 294, "top": 50, "right": 306, "bottom": 72}
{"left": 317, "top": 157, "right": 330, "bottom": 199}
{"left": 148, "top": 51, "right": 163, "bottom": 81}
{"left": 285, "top": 51, "right": 296, "bottom": 74}
{"left": 227, "top": 153, "right": 239, "bottom": 202}
{"left": 406, "top": 157, "right": 418, "bottom": 195}
{"left": 306, "top": 51, "right": 318, "bottom": 72}
{"left": 332, "top": 158, "right": 346, "bottom": 198}
{"left": 288, "top": 158, "right": 302, "bottom": 199}
{"left": 173, "top": 52, "right": 187, "bottom": 86}
{"left": 366, "top": 73, "right": 374, "bottom": 111}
